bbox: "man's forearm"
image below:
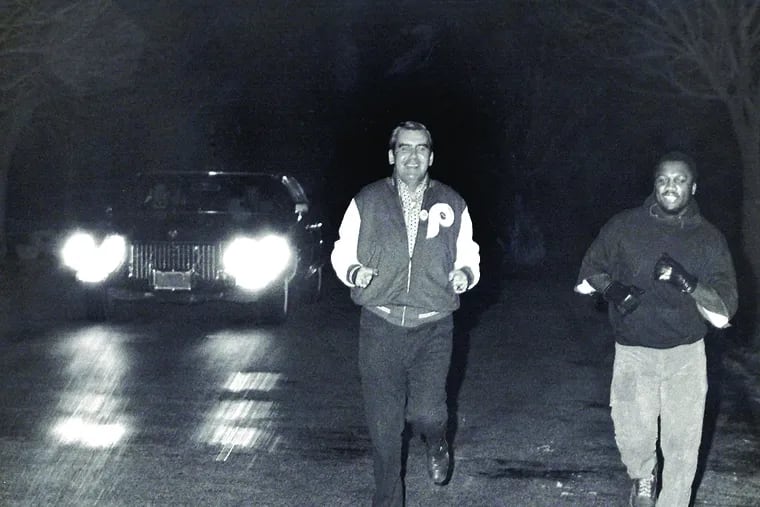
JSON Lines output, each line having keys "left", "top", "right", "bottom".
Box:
{"left": 586, "top": 273, "right": 612, "bottom": 292}
{"left": 691, "top": 283, "right": 729, "bottom": 318}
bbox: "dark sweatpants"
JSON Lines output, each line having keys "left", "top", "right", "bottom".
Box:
{"left": 358, "top": 308, "right": 454, "bottom": 507}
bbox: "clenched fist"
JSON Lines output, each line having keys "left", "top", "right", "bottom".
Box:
{"left": 654, "top": 253, "right": 698, "bottom": 294}
{"left": 354, "top": 266, "right": 378, "bottom": 289}
{"left": 602, "top": 281, "right": 645, "bottom": 315}
{"left": 448, "top": 269, "right": 469, "bottom": 294}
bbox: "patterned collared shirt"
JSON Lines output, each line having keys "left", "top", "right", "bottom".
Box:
{"left": 397, "top": 177, "right": 428, "bottom": 257}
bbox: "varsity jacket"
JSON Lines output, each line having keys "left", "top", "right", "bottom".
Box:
{"left": 575, "top": 194, "right": 738, "bottom": 349}
{"left": 331, "top": 177, "right": 480, "bottom": 328}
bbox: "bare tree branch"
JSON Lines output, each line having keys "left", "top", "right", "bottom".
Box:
{"left": 0, "top": 0, "right": 146, "bottom": 255}
{"left": 1, "top": 0, "right": 145, "bottom": 106}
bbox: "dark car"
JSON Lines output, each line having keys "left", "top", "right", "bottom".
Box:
{"left": 58, "top": 171, "right": 325, "bottom": 322}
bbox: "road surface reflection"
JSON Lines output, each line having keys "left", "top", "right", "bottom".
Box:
{"left": 50, "top": 326, "right": 133, "bottom": 448}
{"left": 195, "top": 329, "right": 285, "bottom": 461}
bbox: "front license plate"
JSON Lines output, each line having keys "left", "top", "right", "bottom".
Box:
{"left": 153, "top": 270, "right": 192, "bottom": 291}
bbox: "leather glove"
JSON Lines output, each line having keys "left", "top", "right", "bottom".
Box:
{"left": 602, "top": 281, "right": 644, "bottom": 315}
{"left": 654, "top": 253, "right": 698, "bottom": 294}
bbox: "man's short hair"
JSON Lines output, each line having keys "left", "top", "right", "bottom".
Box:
{"left": 388, "top": 121, "right": 433, "bottom": 151}
{"left": 655, "top": 151, "right": 698, "bottom": 182}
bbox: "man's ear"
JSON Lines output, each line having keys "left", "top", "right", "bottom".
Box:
{"left": 429, "top": 151, "right": 434, "bottom": 166}
{"left": 691, "top": 182, "right": 697, "bottom": 195}
{"left": 388, "top": 149, "right": 395, "bottom": 165}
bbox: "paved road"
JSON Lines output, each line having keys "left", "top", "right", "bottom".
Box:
{"left": 0, "top": 259, "right": 758, "bottom": 506}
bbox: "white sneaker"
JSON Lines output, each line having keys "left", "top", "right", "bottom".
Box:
{"left": 629, "top": 465, "right": 657, "bottom": 507}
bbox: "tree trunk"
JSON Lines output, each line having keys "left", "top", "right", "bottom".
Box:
{"left": 741, "top": 196, "right": 760, "bottom": 344}
{"left": 0, "top": 106, "right": 35, "bottom": 259}
{"left": 730, "top": 105, "right": 760, "bottom": 347}
{"left": 740, "top": 139, "right": 760, "bottom": 347}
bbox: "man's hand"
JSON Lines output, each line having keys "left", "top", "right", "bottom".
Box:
{"left": 654, "top": 253, "right": 698, "bottom": 294}
{"left": 354, "top": 266, "right": 378, "bottom": 289}
{"left": 603, "top": 281, "right": 644, "bottom": 315}
{"left": 448, "top": 269, "right": 469, "bottom": 294}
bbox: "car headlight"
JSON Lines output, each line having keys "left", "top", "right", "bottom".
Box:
{"left": 60, "top": 232, "right": 127, "bottom": 283}
{"left": 222, "top": 234, "right": 293, "bottom": 290}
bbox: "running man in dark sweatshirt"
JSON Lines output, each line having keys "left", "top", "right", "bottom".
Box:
{"left": 575, "top": 151, "right": 737, "bottom": 507}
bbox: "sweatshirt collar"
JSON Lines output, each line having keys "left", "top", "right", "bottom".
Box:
{"left": 644, "top": 193, "right": 701, "bottom": 225}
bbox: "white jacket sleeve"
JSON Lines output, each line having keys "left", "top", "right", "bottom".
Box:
{"left": 454, "top": 206, "right": 480, "bottom": 289}
{"left": 330, "top": 199, "right": 362, "bottom": 287}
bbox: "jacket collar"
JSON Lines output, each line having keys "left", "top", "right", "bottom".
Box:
{"left": 644, "top": 193, "right": 701, "bottom": 226}
{"left": 389, "top": 175, "right": 433, "bottom": 190}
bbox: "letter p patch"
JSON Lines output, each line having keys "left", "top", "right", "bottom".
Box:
{"left": 424, "top": 203, "right": 454, "bottom": 238}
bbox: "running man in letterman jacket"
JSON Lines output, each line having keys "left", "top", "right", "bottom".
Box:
{"left": 331, "top": 121, "right": 480, "bottom": 507}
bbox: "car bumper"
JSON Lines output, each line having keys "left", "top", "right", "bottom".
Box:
{"left": 105, "top": 283, "right": 285, "bottom": 304}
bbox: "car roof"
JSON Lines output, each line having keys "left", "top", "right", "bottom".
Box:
{"left": 136, "top": 170, "right": 282, "bottom": 178}
{"left": 134, "top": 171, "right": 309, "bottom": 204}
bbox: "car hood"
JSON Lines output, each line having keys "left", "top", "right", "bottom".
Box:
{"left": 111, "top": 211, "right": 292, "bottom": 242}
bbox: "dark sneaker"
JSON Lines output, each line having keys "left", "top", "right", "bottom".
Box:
{"left": 426, "top": 438, "right": 450, "bottom": 485}
{"left": 629, "top": 465, "right": 657, "bottom": 507}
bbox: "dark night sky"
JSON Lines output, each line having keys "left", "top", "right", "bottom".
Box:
{"left": 7, "top": 1, "right": 743, "bottom": 267}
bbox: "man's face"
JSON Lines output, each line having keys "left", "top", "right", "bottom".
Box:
{"left": 654, "top": 161, "right": 696, "bottom": 215}
{"left": 388, "top": 129, "right": 434, "bottom": 188}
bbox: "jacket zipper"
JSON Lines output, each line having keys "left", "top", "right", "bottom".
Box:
{"left": 401, "top": 257, "right": 413, "bottom": 326}
{"left": 398, "top": 179, "right": 426, "bottom": 328}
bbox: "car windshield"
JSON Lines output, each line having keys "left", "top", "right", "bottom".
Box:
{"left": 136, "top": 174, "right": 292, "bottom": 214}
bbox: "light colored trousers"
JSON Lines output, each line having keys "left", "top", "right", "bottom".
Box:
{"left": 610, "top": 339, "right": 707, "bottom": 507}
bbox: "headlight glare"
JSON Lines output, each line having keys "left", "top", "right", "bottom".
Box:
{"left": 223, "top": 234, "right": 292, "bottom": 290}
{"left": 61, "top": 232, "right": 97, "bottom": 271}
{"left": 60, "top": 232, "right": 127, "bottom": 283}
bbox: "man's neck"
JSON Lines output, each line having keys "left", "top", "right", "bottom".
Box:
{"left": 397, "top": 176, "right": 428, "bottom": 193}
{"left": 652, "top": 202, "right": 691, "bottom": 220}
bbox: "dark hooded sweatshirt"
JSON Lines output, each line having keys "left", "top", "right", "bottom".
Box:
{"left": 577, "top": 194, "right": 738, "bottom": 349}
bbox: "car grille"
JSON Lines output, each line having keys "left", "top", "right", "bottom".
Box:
{"left": 129, "top": 242, "right": 222, "bottom": 281}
